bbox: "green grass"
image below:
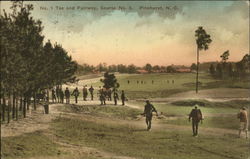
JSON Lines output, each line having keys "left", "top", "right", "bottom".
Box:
{"left": 156, "top": 104, "right": 238, "bottom": 116}
{"left": 87, "top": 73, "right": 249, "bottom": 99}
{"left": 89, "top": 73, "right": 213, "bottom": 99}
{"left": 171, "top": 99, "right": 250, "bottom": 108}
{"left": 164, "top": 116, "right": 250, "bottom": 130}
{"left": 129, "top": 100, "right": 239, "bottom": 115}
{"left": 59, "top": 104, "right": 141, "bottom": 120}
{"left": 60, "top": 103, "right": 243, "bottom": 130}
{"left": 203, "top": 79, "right": 250, "bottom": 89}
{"left": 52, "top": 117, "right": 249, "bottom": 159}
{"left": 1, "top": 131, "right": 62, "bottom": 159}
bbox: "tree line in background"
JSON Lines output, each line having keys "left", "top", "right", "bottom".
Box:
{"left": 76, "top": 56, "right": 249, "bottom": 76}
{"left": 76, "top": 63, "right": 196, "bottom": 75}
{"left": 0, "top": 1, "right": 77, "bottom": 123}
{"left": 209, "top": 51, "right": 250, "bottom": 80}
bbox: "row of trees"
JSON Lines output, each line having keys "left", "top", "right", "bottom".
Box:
{"left": 76, "top": 63, "right": 196, "bottom": 74}
{"left": 209, "top": 51, "right": 250, "bottom": 79}
{"left": 0, "top": 1, "right": 77, "bottom": 123}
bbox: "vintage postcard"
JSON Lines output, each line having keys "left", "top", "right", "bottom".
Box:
{"left": 1, "top": 0, "right": 249, "bottom": 159}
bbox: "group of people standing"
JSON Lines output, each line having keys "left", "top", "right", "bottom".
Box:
{"left": 51, "top": 85, "right": 127, "bottom": 106}
{"left": 51, "top": 85, "right": 94, "bottom": 104}
{"left": 98, "top": 87, "right": 126, "bottom": 106}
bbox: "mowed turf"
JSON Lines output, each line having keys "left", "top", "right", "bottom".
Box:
{"left": 79, "top": 73, "right": 249, "bottom": 99}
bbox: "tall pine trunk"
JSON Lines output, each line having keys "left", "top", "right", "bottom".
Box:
{"left": 2, "top": 94, "right": 6, "bottom": 121}
{"left": 0, "top": 91, "right": 2, "bottom": 121}
{"left": 19, "top": 97, "right": 23, "bottom": 111}
{"left": 47, "top": 89, "right": 50, "bottom": 102}
{"left": 7, "top": 93, "right": 11, "bottom": 123}
{"left": 12, "top": 93, "right": 16, "bottom": 119}
{"left": 195, "top": 47, "right": 199, "bottom": 93}
{"left": 27, "top": 97, "right": 30, "bottom": 111}
{"left": 16, "top": 96, "right": 18, "bottom": 120}
{"left": 23, "top": 96, "right": 26, "bottom": 118}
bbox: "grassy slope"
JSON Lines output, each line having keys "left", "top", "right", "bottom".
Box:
{"left": 52, "top": 117, "right": 249, "bottom": 159}
{"left": 60, "top": 104, "right": 142, "bottom": 120}
{"left": 3, "top": 73, "right": 250, "bottom": 159}
{"left": 2, "top": 104, "right": 249, "bottom": 159}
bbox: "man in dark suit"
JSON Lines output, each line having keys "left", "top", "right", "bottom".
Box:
{"left": 142, "top": 100, "right": 158, "bottom": 131}
{"left": 189, "top": 105, "right": 203, "bottom": 136}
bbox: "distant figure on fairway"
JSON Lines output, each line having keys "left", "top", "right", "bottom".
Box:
{"left": 99, "top": 87, "right": 106, "bottom": 105}
{"left": 65, "top": 87, "right": 70, "bottom": 104}
{"left": 121, "top": 90, "right": 126, "bottom": 105}
{"left": 237, "top": 107, "right": 248, "bottom": 139}
{"left": 82, "top": 86, "right": 88, "bottom": 101}
{"left": 152, "top": 80, "right": 154, "bottom": 84}
{"left": 72, "top": 87, "right": 80, "bottom": 103}
{"left": 113, "top": 91, "right": 119, "bottom": 105}
{"left": 142, "top": 100, "right": 158, "bottom": 131}
{"left": 60, "top": 89, "right": 64, "bottom": 103}
{"left": 89, "top": 86, "right": 94, "bottom": 100}
{"left": 107, "top": 88, "right": 112, "bottom": 101}
{"left": 189, "top": 105, "right": 203, "bottom": 137}
{"left": 52, "top": 89, "right": 56, "bottom": 103}
{"left": 127, "top": 80, "right": 130, "bottom": 84}
{"left": 101, "top": 89, "right": 106, "bottom": 105}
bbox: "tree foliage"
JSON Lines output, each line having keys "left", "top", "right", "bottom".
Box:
{"left": 100, "top": 72, "right": 120, "bottom": 90}
{"left": 195, "top": 26, "right": 212, "bottom": 51}
{"left": 190, "top": 63, "right": 197, "bottom": 71}
{"left": 144, "top": 63, "right": 152, "bottom": 73}
{"left": 0, "top": 1, "right": 77, "bottom": 122}
{"left": 220, "top": 50, "right": 230, "bottom": 63}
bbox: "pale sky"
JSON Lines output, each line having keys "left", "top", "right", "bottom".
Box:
{"left": 1, "top": 1, "right": 249, "bottom": 66}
